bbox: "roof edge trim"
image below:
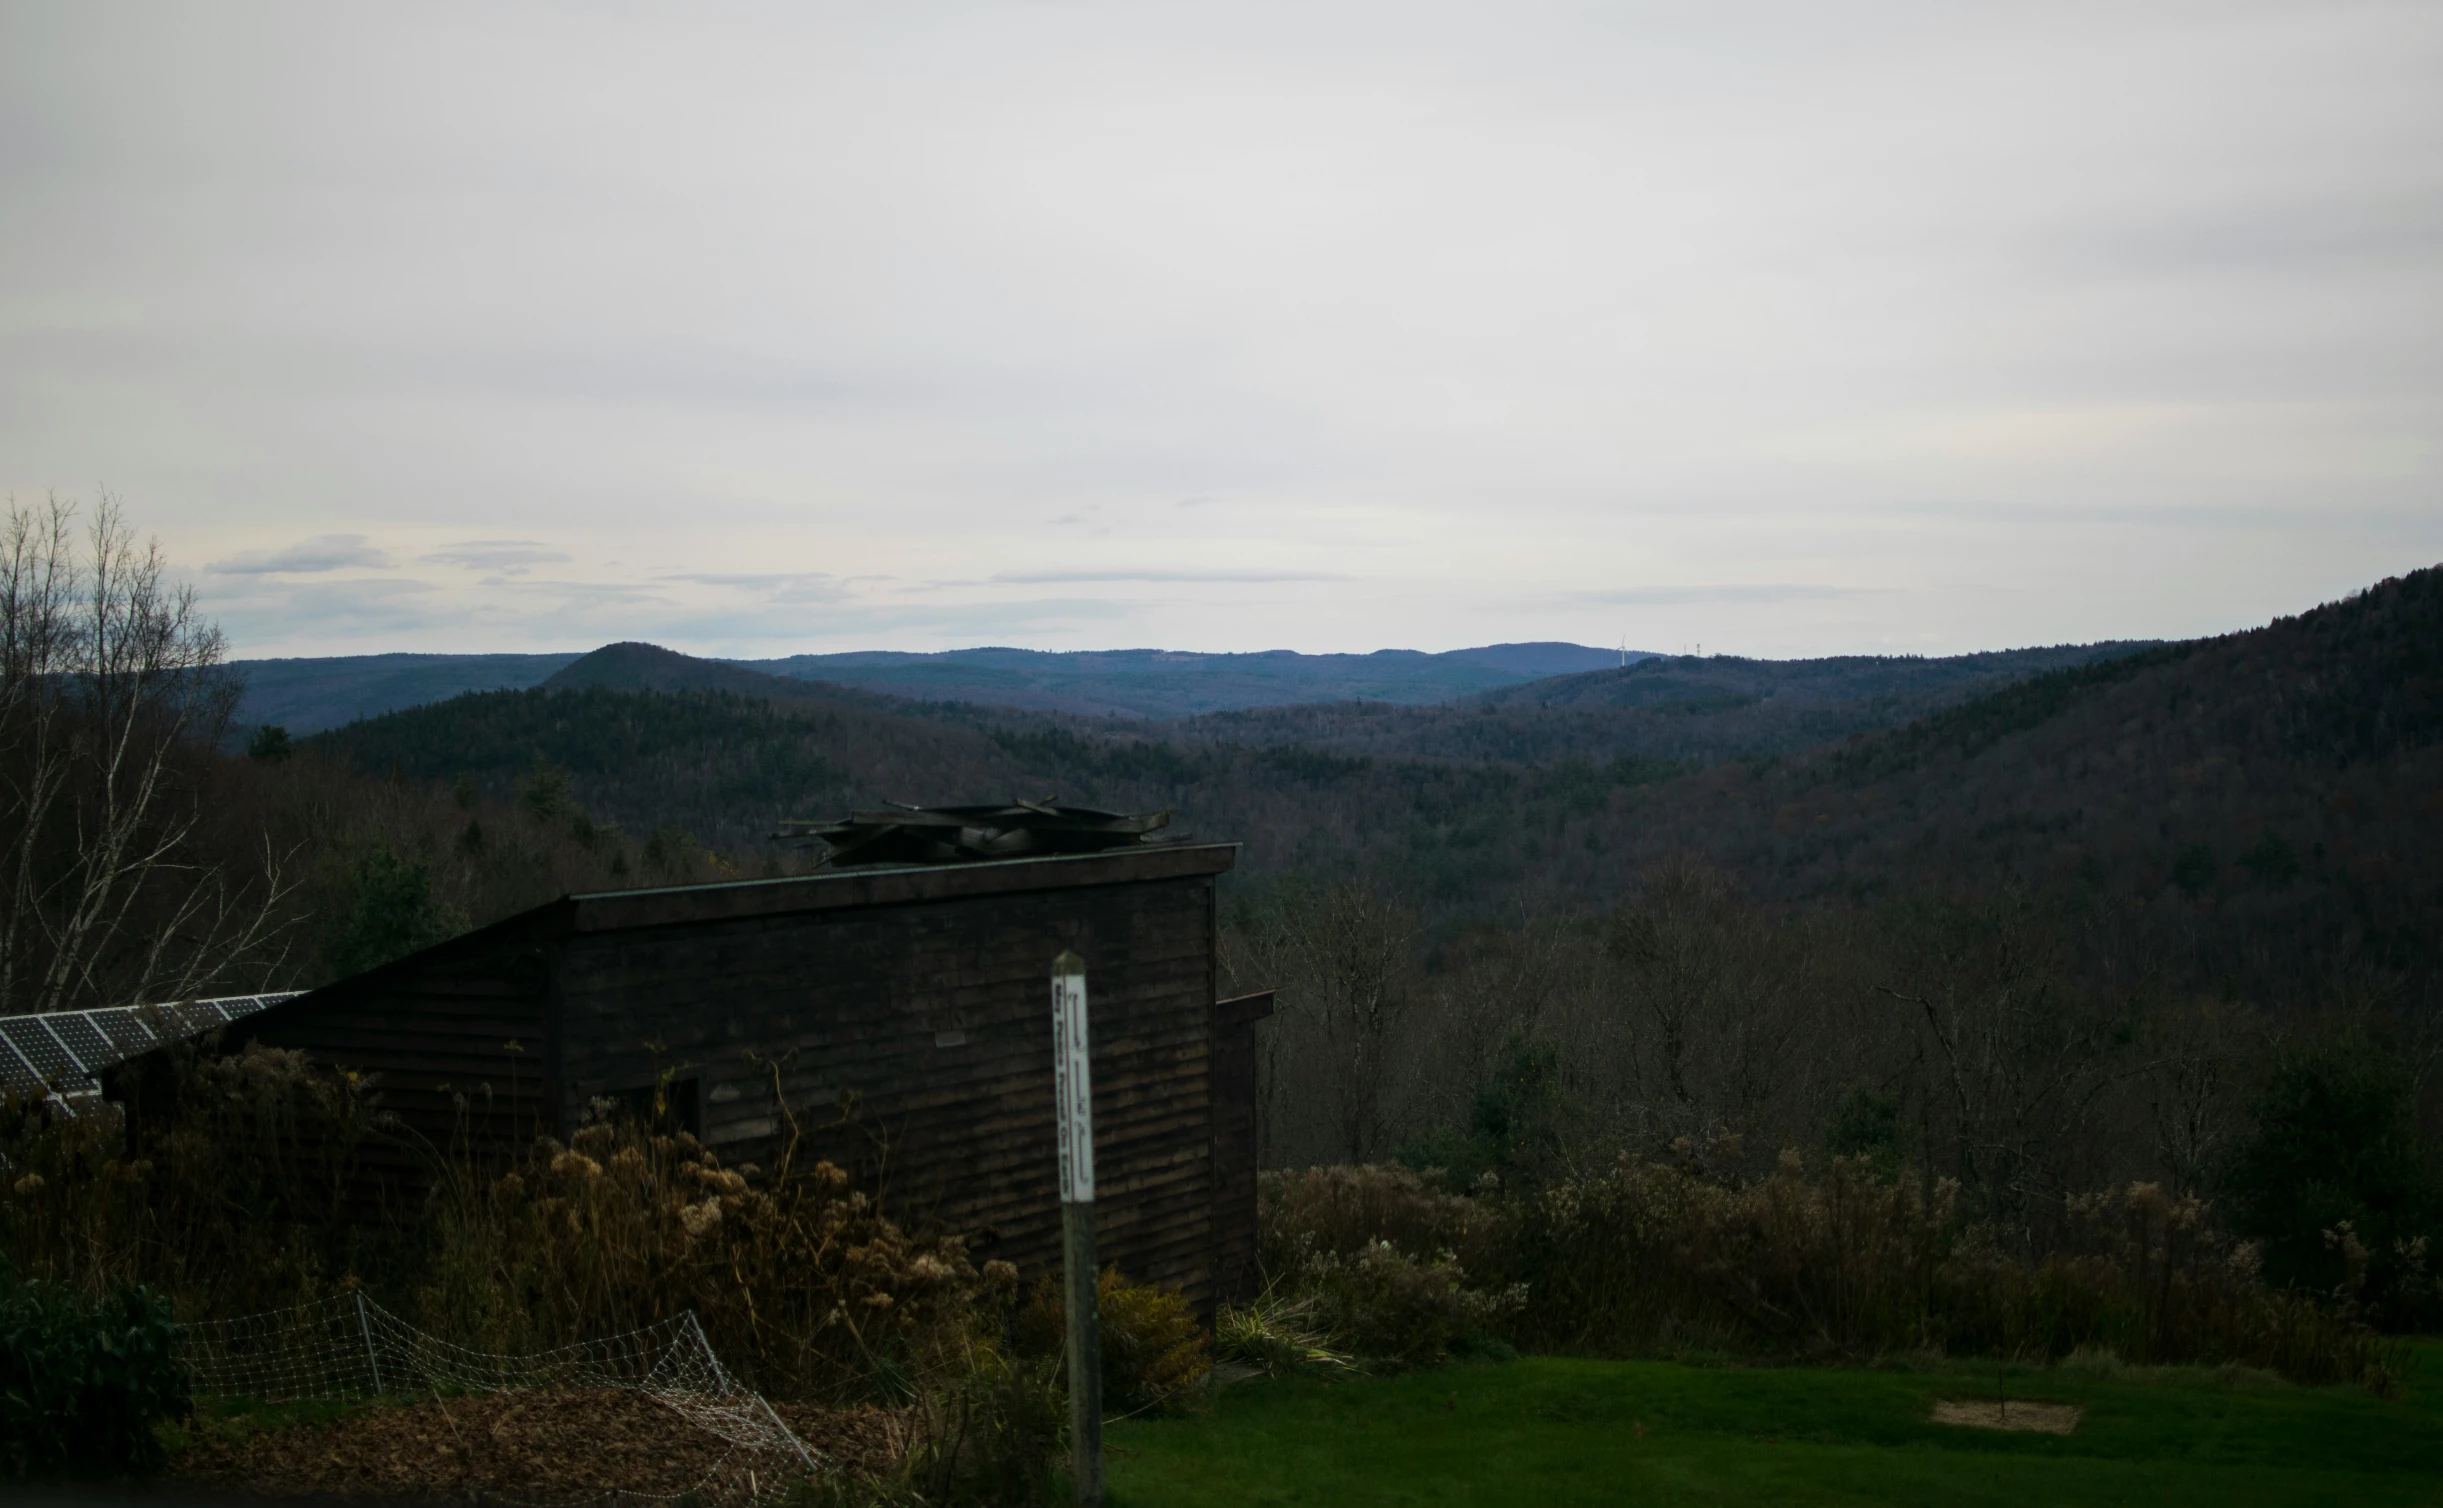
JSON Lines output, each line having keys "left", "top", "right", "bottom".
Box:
{"left": 569, "top": 842, "right": 1240, "bottom": 934}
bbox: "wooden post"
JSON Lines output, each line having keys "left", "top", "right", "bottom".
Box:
{"left": 1051, "top": 950, "right": 1102, "bottom": 1508}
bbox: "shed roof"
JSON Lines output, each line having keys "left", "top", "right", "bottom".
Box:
{"left": 2, "top": 844, "right": 1242, "bottom": 1107}
{"left": 240, "top": 841, "right": 1240, "bottom": 1026}
{"left": 564, "top": 840, "right": 1237, "bottom": 932}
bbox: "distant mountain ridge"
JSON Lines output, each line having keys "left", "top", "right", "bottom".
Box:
{"left": 229, "top": 639, "right": 1643, "bottom": 732}
{"left": 736, "top": 641, "right": 1638, "bottom": 716}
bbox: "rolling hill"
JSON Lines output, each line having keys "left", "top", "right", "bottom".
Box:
{"left": 1154, "top": 641, "right": 2158, "bottom": 767}
{"left": 297, "top": 564, "right": 2443, "bottom": 1010}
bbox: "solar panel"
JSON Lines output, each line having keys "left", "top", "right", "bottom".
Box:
{"left": 0, "top": 993, "right": 312, "bottom": 1113}
{"left": 159, "top": 1000, "right": 217, "bottom": 1035}
{"left": 1, "top": 1017, "right": 77, "bottom": 1083}
{"left": 47, "top": 1013, "right": 112, "bottom": 1072}
{"left": 89, "top": 1007, "right": 157, "bottom": 1057}
{"left": 0, "top": 1037, "right": 42, "bottom": 1097}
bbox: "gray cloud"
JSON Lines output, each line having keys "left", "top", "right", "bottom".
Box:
{"left": 2051, "top": 196, "right": 2443, "bottom": 283}
{"left": 423, "top": 541, "right": 574, "bottom": 573}
{"left": 207, "top": 534, "right": 391, "bottom": 575}
{"left": 6, "top": 3, "right": 2441, "bottom": 659}
{"left": 663, "top": 572, "right": 852, "bottom": 604}
{"left": 657, "top": 596, "right": 1138, "bottom": 646}
{"left": 206, "top": 577, "right": 440, "bottom": 643}
{"left": 473, "top": 576, "right": 668, "bottom": 608}
{"left": 1571, "top": 585, "right": 1885, "bottom": 607}
{"left": 990, "top": 569, "right": 1351, "bottom": 584}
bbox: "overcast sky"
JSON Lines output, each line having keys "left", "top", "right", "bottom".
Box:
{"left": 3, "top": 2, "right": 2438, "bottom": 660}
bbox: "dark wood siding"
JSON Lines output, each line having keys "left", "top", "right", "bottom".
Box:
{"left": 245, "top": 941, "right": 555, "bottom": 1192}
{"left": 549, "top": 873, "right": 1220, "bottom": 1302}
{"left": 230, "top": 846, "right": 1250, "bottom": 1306}
{"left": 1209, "top": 990, "right": 1274, "bottom": 1307}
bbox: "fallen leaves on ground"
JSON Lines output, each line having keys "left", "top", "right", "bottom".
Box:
{"left": 174, "top": 1387, "right": 913, "bottom": 1501}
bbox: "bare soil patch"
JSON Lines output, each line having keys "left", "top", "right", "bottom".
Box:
{"left": 172, "top": 1388, "right": 911, "bottom": 1501}
{"left": 1930, "top": 1399, "right": 2083, "bottom": 1434}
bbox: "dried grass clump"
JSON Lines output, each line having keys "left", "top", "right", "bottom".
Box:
{"left": 1214, "top": 1288, "right": 1354, "bottom": 1378}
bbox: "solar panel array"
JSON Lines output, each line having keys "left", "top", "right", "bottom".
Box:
{"left": 0, "top": 992, "right": 304, "bottom": 1107}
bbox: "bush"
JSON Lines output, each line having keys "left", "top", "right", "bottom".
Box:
{"left": 420, "top": 1114, "right": 993, "bottom": 1403}
{"left": 1259, "top": 1167, "right": 1519, "bottom": 1368}
{"left": 1501, "top": 1148, "right": 1958, "bottom": 1358}
{"left": 0, "top": 1263, "right": 189, "bottom": 1476}
{"left": 1261, "top": 1164, "right": 1499, "bottom": 1278}
{"left": 1296, "top": 1241, "right": 1520, "bottom": 1367}
{"left": 1257, "top": 1157, "right": 2399, "bottom": 1387}
{"left": 888, "top": 1340, "right": 1065, "bottom": 1508}
{"left": 1, "top": 1043, "right": 395, "bottom": 1320}
{"left": 1017, "top": 1267, "right": 1210, "bottom": 1414}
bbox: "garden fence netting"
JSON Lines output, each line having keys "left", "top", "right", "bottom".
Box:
{"left": 179, "top": 1292, "right": 823, "bottom": 1505}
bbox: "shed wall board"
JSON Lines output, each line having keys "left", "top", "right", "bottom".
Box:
{"left": 231, "top": 846, "right": 1256, "bottom": 1307}
{"left": 549, "top": 873, "right": 1218, "bottom": 1300}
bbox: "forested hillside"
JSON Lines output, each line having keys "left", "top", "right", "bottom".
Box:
{"left": 299, "top": 568, "right": 2442, "bottom": 1018}
{"left": 277, "top": 566, "right": 2443, "bottom": 1247}
{"left": 1151, "top": 640, "right": 2155, "bottom": 766}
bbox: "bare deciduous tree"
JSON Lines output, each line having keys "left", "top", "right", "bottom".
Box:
{"left": 0, "top": 494, "right": 294, "bottom": 1015}
{"left": 1227, "top": 880, "right": 1420, "bottom": 1165}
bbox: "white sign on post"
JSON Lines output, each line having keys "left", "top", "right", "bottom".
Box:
{"left": 1051, "top": 954, "right": 1094, "bottom": 1203}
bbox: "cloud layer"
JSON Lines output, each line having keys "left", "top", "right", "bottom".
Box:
{"left": 3, "top": 2, "right": 2439, "bottom": 658}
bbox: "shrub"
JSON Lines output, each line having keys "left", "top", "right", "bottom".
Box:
{"left": 420, "top": 1114, "right": 991, "bottom": 1403}
{"left": 1258, "top": 1157, "right": 2399, "bottom": 1387}
{"left": 1296, "top": 1241, "right": 1521, "bottom": 1367}
{"left": 1017, "top": 1267, "right": 1210, "bottom": 1414}
{"left": 1261, "top": 1164, "right": 1499, "bottom": 1277}
{"left": 892, "top": 1339, "right": 1064, "bottom": 1508}
{"left": 1501, "top": 1148, "right": 1957, "bottom": 1358}
{"left": 1258, "top": 1167, "right": 1519, "bottom": 1368}
{"left": 1, "top": 1043, "right": 395, "bottom": 1319}
{"left": 0, "top": 1263, "right": 189, "bottom": 1476}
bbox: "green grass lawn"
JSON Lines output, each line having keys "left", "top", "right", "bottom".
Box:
{"left": 1104, "top": 1347, "right": 2443, "bottom": 1506}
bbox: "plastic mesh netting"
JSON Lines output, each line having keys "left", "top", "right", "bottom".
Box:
{"left": 181, "top": 1293, "right": 824, "bottom": 1504}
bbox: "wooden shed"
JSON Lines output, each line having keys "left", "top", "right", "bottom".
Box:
{"left": 230, "top": 842, "right": 1270, "bottom": 1308}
